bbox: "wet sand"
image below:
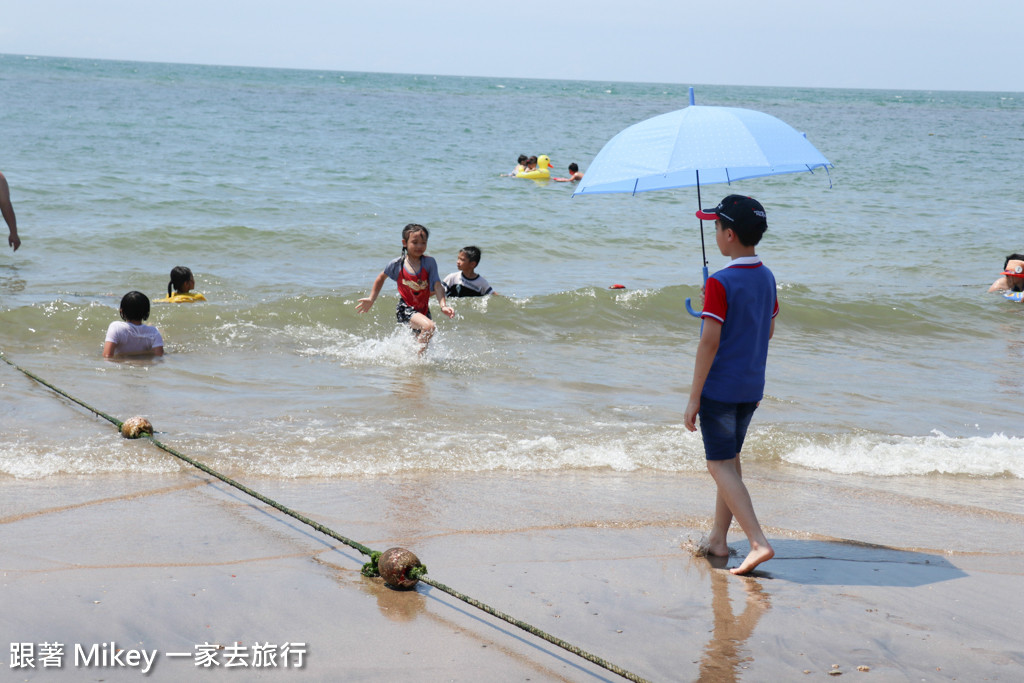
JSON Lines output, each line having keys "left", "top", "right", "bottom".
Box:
{"left": 2, "top": 466, "right": 1022, "bottom": 682}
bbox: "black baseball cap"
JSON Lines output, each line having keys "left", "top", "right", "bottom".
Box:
{"left": 695, "top": 195, "right": 767, "bottom": 231}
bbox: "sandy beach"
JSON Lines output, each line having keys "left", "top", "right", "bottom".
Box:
{"left": 3, "top": 460, "right": 1022, "bottom": 682}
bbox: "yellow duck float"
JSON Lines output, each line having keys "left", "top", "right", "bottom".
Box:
{"left": 516, "top": 155, "right": 552, "bottom": 180}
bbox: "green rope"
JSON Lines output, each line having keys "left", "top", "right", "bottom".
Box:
{"left": 144, "top": 433, "right": 378, "bottom": 559}
{"left": 1, "top": 352, "right": 652, "bottom": 683}
{"left": 1, "top": 352, "right": 124, "bottom": 429}
{"left": 418, "top": 575, "right": 652, "bottom": 683}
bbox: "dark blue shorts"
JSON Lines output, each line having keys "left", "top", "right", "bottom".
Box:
{"left": 698, "top": 396, "right": 758, "bottom": 461}
{"left": 396, "top": 301, "right": 430, "bottom": 325}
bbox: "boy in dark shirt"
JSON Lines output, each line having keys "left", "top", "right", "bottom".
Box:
{"left": 683, "top": 195, "right": 778, "bottom": 575}
{"left": 443, "top": 246, "right": 493, "bottom": 298}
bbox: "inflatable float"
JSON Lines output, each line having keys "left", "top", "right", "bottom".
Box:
{"left": 516, "top": 155, "right": 552, "bottom": 180}
{"left": 155, "top": 292, "right": 207, "bottom": 303}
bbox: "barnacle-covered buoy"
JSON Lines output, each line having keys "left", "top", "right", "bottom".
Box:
{"left": 120, "top": 416, "right": 153, "bottom": 439}
{"left": 378, "top": 547, "right": 422, "bottom": 590}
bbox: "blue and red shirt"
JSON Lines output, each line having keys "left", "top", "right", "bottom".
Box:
{"left": 700, "top": 256, "right": 779, "bottom": 403}
{"left": 383, "top": 255, "right": 441, "bottom": 314}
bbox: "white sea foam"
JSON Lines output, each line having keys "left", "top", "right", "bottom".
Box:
{"left": 614, "top": 287, "right": 653, "bottom": 307}
{"left": 2, "top": 423, "right": 1021, "bottom": 480}
{"left": 777, "top": 430, "right": 1024, "bottom": 478}
{"left": 0, "top": 439, "right": 180, "bottom": 478}
{"left": 310, "top": 328, "right": 425, "bottom": 366}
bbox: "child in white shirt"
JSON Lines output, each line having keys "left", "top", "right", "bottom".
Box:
{"left": 103, "top": 291, "right": 164, "bottom": 358}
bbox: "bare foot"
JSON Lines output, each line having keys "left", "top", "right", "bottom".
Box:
{"left": 706, "top": 542, "right": 731, "bottom": 557}
{"left": 416, "top": 336, "right": 431, "bottom": 356}
{"left": 729, "top": 543, "right": 774, "bottom": 575}
{"left": 693, "top": 534, "right": 731, "bottom": 558}
{"left": 705, "top": 533, "right": 731, "bottom": 557}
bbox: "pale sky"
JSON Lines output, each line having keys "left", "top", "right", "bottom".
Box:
{"left": 2, "top": 0, "right": 1022, "bottom": 92}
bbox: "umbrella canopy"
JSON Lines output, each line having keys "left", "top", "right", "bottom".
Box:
{"left": 573, "top": 95, "right": 831, "bottom": 317}
{"left": 573, "top": 104, "right": 831, "bottom": 196}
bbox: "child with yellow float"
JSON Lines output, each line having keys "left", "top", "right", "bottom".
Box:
{"left": 514, "top": 154, "right": 553, "bottom": 180}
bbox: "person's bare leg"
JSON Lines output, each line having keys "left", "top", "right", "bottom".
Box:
{"left": 706, "top": 456, "right": 739, "bottom": 556}
{"left": 409, "top": 313, "right": 436, "bottom": 355}
{"left": 707, "top": 483, "right": 733, "bottom": 556}
{"left": 707, "top": 457, "right": 773, "bottom": 574}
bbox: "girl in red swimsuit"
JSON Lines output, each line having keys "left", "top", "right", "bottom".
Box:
{"left": 356, "top": 223, "right": 454, "bottom": 352}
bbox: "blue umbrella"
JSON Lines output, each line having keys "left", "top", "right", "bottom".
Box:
{"left": 574, "top": 88, "right": 831, "bottom": 316}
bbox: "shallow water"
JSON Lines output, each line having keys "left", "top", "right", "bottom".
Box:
{"left": 2, "top": 54, "right": 1023, "bottom": 485}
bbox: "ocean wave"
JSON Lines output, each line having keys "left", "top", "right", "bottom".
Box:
{"left": 762, "top": 428, "right": 1024, "bottom": 478}
{"left": 1, "top": 282, "right": 1016, "bottom": 356}
{"left": 2, "top": 420, "right": 1019, "bottom": 480}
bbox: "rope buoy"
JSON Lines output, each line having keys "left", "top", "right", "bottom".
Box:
{"left": 120, "top": 416, "right": 153, "bottom": 439}
{"left": 378, "top": 547, "right": 425, "bottom": 589}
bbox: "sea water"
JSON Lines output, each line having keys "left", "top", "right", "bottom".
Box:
{"left": 1, "top": 54, "right": 1022, "bottom": 485}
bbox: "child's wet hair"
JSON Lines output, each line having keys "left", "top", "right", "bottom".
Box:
{"left": 402, "top": 223, "right": 428, "bottom": 242}
{"left": 518, "top": 154, "right": 528, "bottom": 165}
{"left": 461, "top": 245, "right": 482, "bottom": 264}
{"left": 400, "top": 223, "right": 429, "bottom": 259}
{"left": 168, "top": 266, "right": 193, "bottom": 296}
{"left": 568, "top": 163, "right": 579, "bottom": 173}
{"left": 119, "top": 291, "right": 151, "bottom": 322}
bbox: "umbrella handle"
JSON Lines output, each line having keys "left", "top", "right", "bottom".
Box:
{"left": 685, "top": 265, "right": 709, "bottom": 318}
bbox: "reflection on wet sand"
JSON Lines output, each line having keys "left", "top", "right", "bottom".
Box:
{"left": 317, "top": 556, "right": 580, "bottom": 681}
{"left": 697, "top": 555, "right": 771, "bottom": 682}
{"left": 365, "top": 572, "right": 429, "bottom": 623}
